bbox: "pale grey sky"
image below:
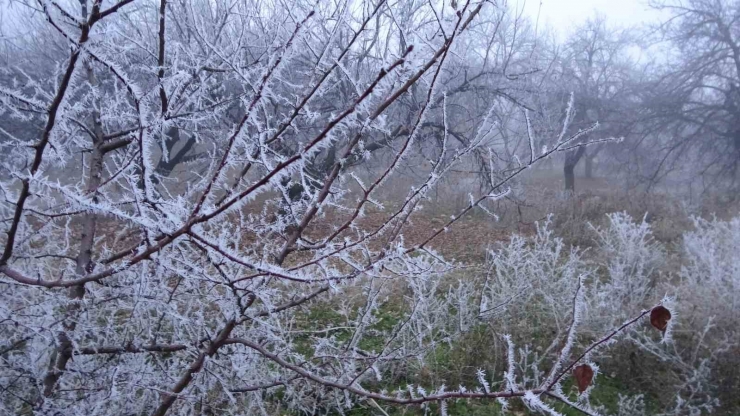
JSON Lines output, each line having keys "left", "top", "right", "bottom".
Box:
{"left": 520, "top": 0, "right": 662, "bottom": 37}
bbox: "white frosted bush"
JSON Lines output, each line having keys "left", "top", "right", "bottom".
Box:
{"left": 591, "top": 212, "right": 665, "bottom": 323}
{"left": 480, "top": 215, "right": 585, "bottom": 328}
{"left": 679, "top": 216, "right": 740, "bottom": 332}
{"left": 621, "top": 215, "right": 740, "bottom": 416}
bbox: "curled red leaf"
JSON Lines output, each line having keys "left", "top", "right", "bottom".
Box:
{"left": 573, "top": 364, "right": 594, "bottom": 394}
{"left": 650, "top": 305, "right": 671, "bottom": 332}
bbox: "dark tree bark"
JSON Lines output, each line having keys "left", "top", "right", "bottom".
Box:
{"left": 564, "top": 146, "right": 586, "bottom": 193}
{"left": 154, "top": 127, "right": 197, "bottom": 178}
{"left": 44, "top": 34, "right": 107, "bottom": 396}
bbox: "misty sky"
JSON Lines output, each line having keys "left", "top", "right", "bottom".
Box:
{"left": 521, "top": 0, "right": 662, "bottom": 36}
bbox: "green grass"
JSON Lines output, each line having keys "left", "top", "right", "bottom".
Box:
{"left": 278, "top": 291, "right": 666, "bottom": 415}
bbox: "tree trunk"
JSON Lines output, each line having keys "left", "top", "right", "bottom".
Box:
{"left": 43, "top": 79, "right": 105, "bottom": 398}
{"left": 564, "top": 164, "right": 576, "bottom": 193}
{"left": 564, "top": 146, "right": 586, "bottom": 193}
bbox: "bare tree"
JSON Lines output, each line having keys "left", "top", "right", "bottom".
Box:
{"left": 552, "top": 17, "right": 637, "bottom": 192}
{"left": 645, "top": 0, "right": 740, "bottom": 195}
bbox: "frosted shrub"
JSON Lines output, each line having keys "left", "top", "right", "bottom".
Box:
{"left": 591, "top": 393, "right": 646, "bottom": 416}
{"left": 585, "top": 212, "right": 732, "bottom": 415}
{"left": 471, "top": 218, "right": 675, "bottom": 414}
{"left": 626, "top": 316, "right": 724, "bottom": 416}
{"left": 591, "top": 212, "right": 665, "bottom": 323}
{"left": 618, "top": 216, "right": 740, "bottom": 416}
{"left": 480, "top": 216, "right": 584, "bottom": 332}
{"left": 680, "top": 216, "right": 740, "bottom": 332}
{"left": 615, "top": 394, "right": 646, "bottom": 416}
{"left": 644, "top": 215, "right": 740, "bottom": 415}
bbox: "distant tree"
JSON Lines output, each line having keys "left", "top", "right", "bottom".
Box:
{"left": 553, "top": 17, "right": 638, "bottom": 192}
{"left": 645, "top": 0, "right": 740, "bottom": 195}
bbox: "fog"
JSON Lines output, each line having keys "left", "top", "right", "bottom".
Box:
{"left": 1, "top": 0, "right": 739, "bottom": 415}
{"left": 522, "top": 0, "right": 662, "bottom": 34}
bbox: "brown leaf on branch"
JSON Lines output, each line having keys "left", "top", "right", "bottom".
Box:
{"left": 650, "top": 305, "right": 671, "bottom": 332}
{"left": 573, "top": 364, "right": 594, "bottom": 394}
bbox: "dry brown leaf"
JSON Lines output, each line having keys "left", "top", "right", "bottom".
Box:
{"left": 650, "top": 305, "right": 671, "bottom": 332}
{"left": 573, "top": 364, "right": 594, "bottom": 394}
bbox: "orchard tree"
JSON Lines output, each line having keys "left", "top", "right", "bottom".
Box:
{"left": 554, "top": 17, "right": 638, "bottom": 192}
{"left": 645, "top": 0, "right": 740, "bottom": 195}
